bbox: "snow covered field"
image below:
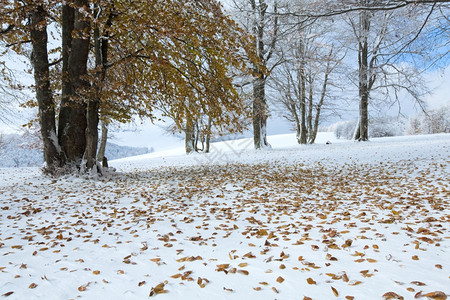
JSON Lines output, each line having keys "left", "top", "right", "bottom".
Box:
{"left": 0, "top": 133, "right": 449, "bottom": 299}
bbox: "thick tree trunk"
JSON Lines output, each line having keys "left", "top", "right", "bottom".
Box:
{"left": 85, "top": 99, "right": 99, "bottom": 169}
{"left": 30, "top": 5, "right": 62, "bottom": 173}
{"left": 59, "top": 0, "right": 90, "bottom": 167}
{"left": 252, "top": 75, "right": 270, "bottom": 149}
{"left": 84, "top": 9, "right": 106, "bottom": 170}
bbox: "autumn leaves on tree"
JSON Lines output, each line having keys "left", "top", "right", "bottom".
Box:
{"left": 0, "top": 0, "right": 257, "bottom": 174}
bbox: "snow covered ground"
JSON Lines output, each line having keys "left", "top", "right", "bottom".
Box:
{"left": 0, "top": 133, "right": 449, "bottom": 299}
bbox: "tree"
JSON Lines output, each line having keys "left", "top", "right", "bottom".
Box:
{"left": 1, "top": 0, "right": 254, "bottom": 174}
{"left": 231, "top": 0, "right": 284, "bottom": 149}
{"left": 293, "top": 0, "right": 449, "bottom": 141}
{"left": 271, "top": 15, "right": 344, "bottom": 144}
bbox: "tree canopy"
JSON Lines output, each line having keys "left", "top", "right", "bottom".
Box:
{"left": 0, "top": 0, "right": 255, "bottom": 174}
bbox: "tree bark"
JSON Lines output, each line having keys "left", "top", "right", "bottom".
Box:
{"left": 205, "top": 118, "right": 211, "bottom": 153}
{"left": 252, "top": 74, "right": 270, "bottom": 149}
{"left": 309, "top": 70, "right": 329, "bottom": 144}
{"left": 97, "top": 121, "right": 108, "bottom": 164}
{"left": 298, "top": 69, "right": 307, "bottom": 144}
{"left": 307, "top": 72, "right": 313, "bottom": 143}
{"left": 30, "top": 5, "right": 62, "bottom": 173}
{"left": 185, "top": 116, "right": 195, "bottom": 154}
{"left": 59, "top": 0, "right": 90, "bottom": 167}
{"left": 355, "top": 7, "right": 370, "bottom": 141}
{"left": 84, "top": 5, "right": 106, "bottom": 170}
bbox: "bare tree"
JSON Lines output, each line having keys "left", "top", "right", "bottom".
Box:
{"left": 288, "top": 0, "right": 448, "bottom": 141}
{"left": 231, "top": 0, "right": 286, "bottom": 149}
{"left": 271, "top": 14, "right": 345, "bottom": 144}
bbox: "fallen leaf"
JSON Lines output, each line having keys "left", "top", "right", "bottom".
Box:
{"left": 28, "top": 283, "right": 37, "bottom": 289}
{"left": 276, "top": 276, "right": 284, "bottom": 283}
{"left": 422, "top": 291, "right": 447, "bottom": 299}
{"left": 411, "top": 281, "right": 426, "bottom": 286}
{"left": 331, "top": 286, "right": 339, "bottom": 297}
{"left": 149, "top": 283, "right": 166, "bottom": 297}
{"left": 382, "top": 292, "right": 404, "bottom": 299}
{"left": 306, "top": 277, "right": 316, "bottom": 285}
{"left": 238, "top": 270, "right": 249, "bottom": 275}
{"left": 78, "top": 283, "right": 90, "bottom": 292}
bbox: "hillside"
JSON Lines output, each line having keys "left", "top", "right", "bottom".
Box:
{"left": 0, "top": 133, "right": 448, "bottom": 299}
{"left": 0, "top": 134, "right": 151, "bottom": 168}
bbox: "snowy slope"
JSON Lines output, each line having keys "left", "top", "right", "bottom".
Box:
{"left": 0, "top": 133, "right": 151, "bottom": 168}
{"left": 0, "top": 133, "right": 449, "bottom": 300}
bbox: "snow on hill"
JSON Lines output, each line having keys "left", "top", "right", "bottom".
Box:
{"left": 0, "top": 133, "right": 151, "bottom": 168}
{"left": 0, "top": 133, "right": 448, "bottom": 299}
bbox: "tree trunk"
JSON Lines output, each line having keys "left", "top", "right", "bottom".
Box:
{"left": 310, "top": 70, "right": 329, "bottom": 144}
{"left": 84, "top": 6, "right": 106, "bottom": 170}
{"left": 97, "top": 121, "right": 108, "bottom": 164}
{"left": 356, "top": 8, "right": 370, "bottom": 141}
{"left": 185, "top": 116, "right": 195, "bottom": 154}
{"left": 194, "top": 121, "right": 200, "bottom": 151}
{"left": 85, "top": 99, "right": 99, "bottom": 170}
{"left": 298, "top": 70, "right": 307, "bottom": 144}
{"left": 252, "top": 74, "right": 270, "bottom": 149}
{"left": 58, "top": 3, "right": 73, "bottom": 164}
{"left": 30, "top": 5, "right": 62, "bottom": 173}
{"left": 205, "top": 118, "right": 211, "bottom": 153}
{"left": 307, "top": 73, "right": 313, "bottom": 143}
{"left": 59, "top": 0, "right": 90, "bottom": 167}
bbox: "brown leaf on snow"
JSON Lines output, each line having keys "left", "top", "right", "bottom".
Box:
{"left": 149, "top": 283, "right": 167, "bottom": 297}
{"left": 382, "top": 292, "right": 404, "bottom": 299}
{"left": 411, "top": 281, "right": 426, "bottom": 286}
{"left": 276, "top": 276, "right": 284, "bottom": 283}
{"left": 238, "top": 270, "right": 249, "bottom": 275}
{"left": 257, "top": 229, "right": 268, "bottom": 236}
{"left": 216, "top": 264, "right": 230, "bottom": 272}
{"left": 306, "top": 277, "right": 316, "bottom": 285}
{"left": 331, "top": 286, "right": 339, "bottom": 297}
{"left": 78, "top": 283, "right": 90, "bottom": 292}
{"left": 1, "top": 292, "right": 14, "bottom": 297}
{"left": 422, "top": 291, "right": 447, "bottom": 299}
{"left": 28, "top": 283, "right": 37, "bottom": 289}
